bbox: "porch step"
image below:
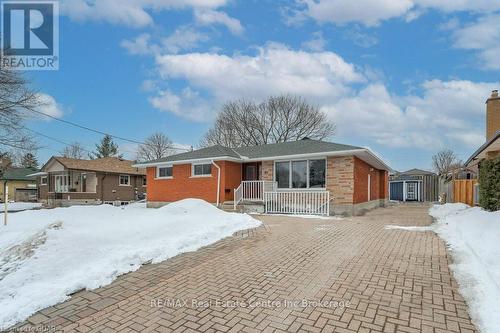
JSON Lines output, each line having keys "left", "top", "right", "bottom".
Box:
{"left": 220, "top": 201, "right": 264, "bottom": 214}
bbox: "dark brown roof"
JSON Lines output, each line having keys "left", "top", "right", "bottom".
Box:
{"left": 46, "top": 157, "right": 145, "bottom": 175}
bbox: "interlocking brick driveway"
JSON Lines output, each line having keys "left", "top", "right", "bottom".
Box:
{"left": 9, "top": 203, "right": 477, "bottom": 333}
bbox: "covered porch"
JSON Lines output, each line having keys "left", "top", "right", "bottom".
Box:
{"left": 232, "top": 162, "right": 330, "bottom": 216}
{"left": 46, "top": 170, "right": 98, "bottom": 194}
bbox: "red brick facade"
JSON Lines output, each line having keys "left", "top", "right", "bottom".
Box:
{"left": 147, "top": 161, "right": 242, "bottom": 204}
{"left": 147, "top": 157, "right": 388, "bottom": 209}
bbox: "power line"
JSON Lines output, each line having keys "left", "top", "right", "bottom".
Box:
{"left": 23, "top": 127, "right": 94, "bottom": 154}
{"left": 26, "top": 108, "right": 145, "bottom": 145}
{"left": 25, "top": 108, "right": 192, "bottom": 152}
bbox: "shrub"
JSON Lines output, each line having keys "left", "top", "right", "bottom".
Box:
{"left": 478, "top": 156, "right": 500, "bottom": 211}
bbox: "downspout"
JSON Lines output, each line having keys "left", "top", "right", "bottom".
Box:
{"left": 211, "top": 160, "right": 221, "bottom": 207}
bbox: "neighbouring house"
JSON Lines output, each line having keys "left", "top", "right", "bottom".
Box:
{"left": 465, "top": 90, "right": 500, "bottom": 170}
{"left": 455, "top": 89, "right": 500, "bottom": 206}
{"left": 30, "top": 156, "right": 146, "bottom": 207}
{"left": 134, "top": 139, "right": 391, "bottom": 216}
{"left": 389, "top": 168, "right": 439, "bottom": 202}
{"left": 1, "top": 167, "right": 39, "bottom": 202}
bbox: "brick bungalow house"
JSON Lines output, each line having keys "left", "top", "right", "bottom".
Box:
{"left": 134, "top": 139, "right": 391, "bottom": 216}
{"left": 31, "top": 156, "right": 146, "bottom": 206}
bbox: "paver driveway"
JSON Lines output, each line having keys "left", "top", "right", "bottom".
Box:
{"left": 10, "top": 203, "right": 477, "bottom": 333}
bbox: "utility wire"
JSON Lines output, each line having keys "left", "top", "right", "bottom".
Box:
{"left": 25, "top": 108, "right": 192, "bottom": 152}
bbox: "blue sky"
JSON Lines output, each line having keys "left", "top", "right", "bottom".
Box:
{"left": 25, "top": 0, "right": 500, "bottom": 171}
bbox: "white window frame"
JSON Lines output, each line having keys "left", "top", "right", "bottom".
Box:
{"left": 156, "top": 165, "right": 173, "bottom": 179}
{"left": 40, "top": 176, "right": 48, "bottom": 186}
{"left": 273, "top": 158, "right": 327, "bottom": 190}
{"left": 191, "top": 163, "right": 212, "bottom": 177}
{"left": 119, "top": 174, "right": 130, "bottom": 186}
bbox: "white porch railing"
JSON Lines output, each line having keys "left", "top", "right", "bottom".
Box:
{"left": 234, "top": 180, "right": 277, "bottom": 209}
{"left": 264, "top": 191, "right": 330, "bottom": 216}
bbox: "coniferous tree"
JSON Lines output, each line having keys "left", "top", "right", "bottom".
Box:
{"left": 21, "top": 152, "right": 38, "bottom": 168}
{"left": 91, "top": 135, "right": 121, "bottom": 159}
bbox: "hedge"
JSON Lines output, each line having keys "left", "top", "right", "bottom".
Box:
{"left": 478, "top": 156, "right": 500, "bottom": 211}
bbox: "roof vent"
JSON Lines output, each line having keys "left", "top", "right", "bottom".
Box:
{"left": 492, "top": 90, "right": 499, "bottom": 98}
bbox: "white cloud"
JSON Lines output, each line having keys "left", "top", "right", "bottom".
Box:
{"left": 452, "top": 14, "right": 500, "bottom": 70}
{"left": 154, "top": 43, "right": 364, "bottom": 107}
{"left": 61, "top": 0, "right": 229, "bottom": 27}
{"left": 148, "top": 43, "right": 496, "bottom": 150}
{"left": 149, "top": 87, "right": 211, "bottom": 121}
{"left": 121, "top": 27, "right": 209, "bottom": 56}
{"left": 162, "top": 26, "right": 210, "bottom": 53}
{"left": 344, "top": 28, "right": 378, "bottom": 48}
{"left": 194, "top": 9, "right": 244, "bottom": 35}
{"left": 121, "top": 33, "right": 158, "bottom": 55}
{"left": 35, "top": 93, "right": 64, "bottom": 120}
{"left": 299, "top": 0, "right": 414, "bottom": 26}
{"left": 301, "top": 31, "right": 327, "bottom": 51}
{"left": 295, "top": 0, "right": 500, "bottom": 26}
{"left": 325, "top": 80, "right": 497, "bottom": 149}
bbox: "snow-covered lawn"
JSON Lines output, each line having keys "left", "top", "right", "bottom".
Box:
{"left": 0, "top": 199, "right": 261, "bottom": 330}
{"left": 0, "top": 202, "right": 42, "bottom": 212}
{"left": 428, "top": 204, "right": 500, "bottom": 333}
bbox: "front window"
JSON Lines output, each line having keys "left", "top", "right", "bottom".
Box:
{"left": 158, "top": 166, "right": 173, "bottom": 178}
{"left": 291, "top": 160, "right": 307, "bottom": 188}
{"left": 309, "top": 159, "right": 326, "bottom": 188}
{"left": 275, "top": 162, "right": 290, "bottom": 188}
{"left": 40, "top": 176, "right": 48, "bottom": 185}
{"left": 193, "top": 163, "right": 212, "bottom": 176}
{"left": 275, "top": 159, "right": 326, "bottom": 189}
{"left": 119, "top": 175, "right": 130, "bottom": 186}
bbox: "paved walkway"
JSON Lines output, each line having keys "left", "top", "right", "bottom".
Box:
{"left": 10, "top": 204, "right": 477, "bottom": 333}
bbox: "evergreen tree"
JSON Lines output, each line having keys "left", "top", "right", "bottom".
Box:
{"left": 91, "top": 135, "right": 121, "bottom": 159}
{"left": 21, "top": 152, "right": 38, "bottom": 168}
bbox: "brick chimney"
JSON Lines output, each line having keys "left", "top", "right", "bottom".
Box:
{"left": 486, "top": 89, "right": 500, "bottom": 141}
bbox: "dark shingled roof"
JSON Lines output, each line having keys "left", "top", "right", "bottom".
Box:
{"left": 234, "top": 139, "right": 361, "bottom": 159}
{"left": 136, "top": 139, "right": 362, "bottom": 165}
{"left": 1, "top": 167, "right": 39, "bottom": 181}
{"left": 140, "top": 145, "right": 241, "bottom": 164}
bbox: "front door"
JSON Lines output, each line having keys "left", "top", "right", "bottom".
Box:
{"left": 243, "top": 163, "right": 261, "bottom": 181}
{"left": 406, "top": 182, "right": 417, "bottom": 201}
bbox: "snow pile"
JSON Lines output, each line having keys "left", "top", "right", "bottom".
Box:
{"left": 429, "top": 204, "right": 500, "bottom": 333}
{"left": 0, "top": 202, "right": 42, "bottom": 212}
{"left": 0, "top": 199, "right": 261, "bottom": 329}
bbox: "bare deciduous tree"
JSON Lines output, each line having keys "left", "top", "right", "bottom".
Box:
{"left": 200, "top": 95, "right": 336, "bottom": 147}
{"left": 136, "top": 132, "right": 174, "bottom": 161}
{"left": 0, "top": 58, "right": 41, "bottom": 152}
{"left": 61, "top": 142, "right": 87, "bottom": 159}
{"left": 432, "top": 149, "right": 462, "bottom": 176}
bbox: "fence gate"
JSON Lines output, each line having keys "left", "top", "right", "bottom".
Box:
{"left": 453, "top": 179, "right": 478, "bottom": 206}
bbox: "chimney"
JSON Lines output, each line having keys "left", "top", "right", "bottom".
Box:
{"left": 486, "top": 90, "right": 500, "bottom": 141}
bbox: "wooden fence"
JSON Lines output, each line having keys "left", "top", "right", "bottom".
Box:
{"left": 452, "top": 179, "right": 478, "bottom": 206}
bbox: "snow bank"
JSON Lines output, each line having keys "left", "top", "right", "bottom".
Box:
{"left": 0, "top": 199, "right": 261, "bottom": 329}
{"left": 429, "top": 204, "right": 500, "bottom": 333}
{"left": 0, "top": 202, "right": 42, "bottom": 212}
